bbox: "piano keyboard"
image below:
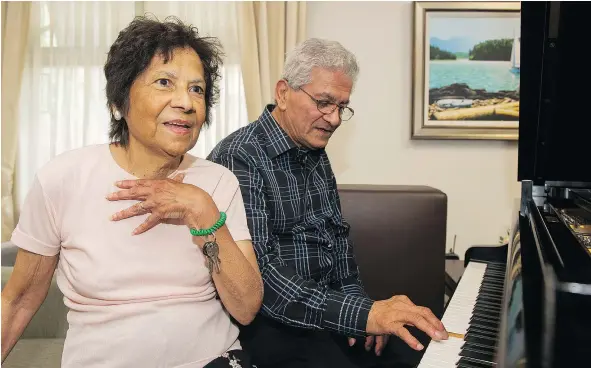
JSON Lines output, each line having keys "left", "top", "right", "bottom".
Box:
{"left": 418, "top": 261, "right": 506, "bottom": 368}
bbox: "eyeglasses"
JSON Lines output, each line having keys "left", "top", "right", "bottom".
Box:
{"left": 299, "top": 88, "right": 354, "bottom": 121}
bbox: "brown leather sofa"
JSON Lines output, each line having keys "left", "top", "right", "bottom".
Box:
{"left": 1, "top": 184, "right": 447, "bottom": 367}
{"left": 338, "top": 184, "right": 448, "bottom": 365}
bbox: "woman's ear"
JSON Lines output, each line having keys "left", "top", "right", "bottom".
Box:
{"left": 111, "top": 104, "right": 122, "bottom": 120}
{"left": 274, "top": 79, "right": 290, "bottom": 111}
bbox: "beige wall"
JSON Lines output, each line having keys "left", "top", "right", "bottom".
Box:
{"left": 307, "top": 1, "right": 520, "bottom": 258}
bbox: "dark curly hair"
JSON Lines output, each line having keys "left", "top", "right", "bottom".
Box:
{"left": 104, "top": 15, "right": 224, "bottom": 147}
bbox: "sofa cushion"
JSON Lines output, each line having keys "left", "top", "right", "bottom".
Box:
{"left": 3, "top": 338, "right": 64, "bottom": 368}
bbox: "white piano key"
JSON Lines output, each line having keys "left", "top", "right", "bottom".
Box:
{"left": 417, "top": 261, "right": 494, "bottom": 367}
{"left": 417, "top": 337, "right": 464, "bottom": 368}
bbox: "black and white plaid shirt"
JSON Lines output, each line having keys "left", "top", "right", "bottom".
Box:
{"left": 208, "top": 105, "right": 374, "bottom": 337}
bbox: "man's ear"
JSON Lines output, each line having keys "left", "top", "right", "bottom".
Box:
{"left": 274, "top": 79, "right": 290, "bottom": 111}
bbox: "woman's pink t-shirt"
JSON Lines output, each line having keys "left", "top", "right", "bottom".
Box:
{"left": 11, "top": 144, "right": 252, "bottom": 367}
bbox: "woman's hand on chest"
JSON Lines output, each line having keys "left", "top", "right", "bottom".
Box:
{"left": 106, "top": 173, "right": 219, "bottom": 235}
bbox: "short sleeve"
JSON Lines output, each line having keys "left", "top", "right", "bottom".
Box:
{"left": 11, "top": 175, "right": 61, "bottom": 256}
{"left": 214, "top": 172, "right": 252, "bottom": 242}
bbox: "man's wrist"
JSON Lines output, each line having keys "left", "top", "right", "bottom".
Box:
{"left": 366, "top": 301, "right": 380, "bottom": 335}
{"left": 324, "top": 289, "right": 374, "bottom": 338}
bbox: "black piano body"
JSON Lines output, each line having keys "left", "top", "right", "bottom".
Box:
{"left": 471, "top": 2, "right": 591, "bottom": 368}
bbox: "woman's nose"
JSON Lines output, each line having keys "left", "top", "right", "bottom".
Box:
{"left": 171, "top": 89, "right": 193, "bottom": 112}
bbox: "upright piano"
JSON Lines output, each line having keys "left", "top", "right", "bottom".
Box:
{"left": 418, "top": 2, "right": 591, "bottom": 367}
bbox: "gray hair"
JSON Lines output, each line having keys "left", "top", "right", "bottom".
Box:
{"left": 281, "top": 38, "right": 359, "bottom": 90}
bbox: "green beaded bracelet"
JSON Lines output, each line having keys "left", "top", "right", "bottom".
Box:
{"left": 190, "top": 212, "right": 227, "bottom": 237}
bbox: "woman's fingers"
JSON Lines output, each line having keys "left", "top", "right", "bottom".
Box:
{"left": 172, "top": 173, "right": 185, "bottom": 182}
{"left": 114, "top": 179, "right": 152, "bottom": 189}
{"left": 132, "top": 213, "right": 162, "bottom": 235}
{"left": 107, "top": 186, "right": 151, "bottom": 201}
{"left": 110, "top": 201, "right": 153, "bottom": 221}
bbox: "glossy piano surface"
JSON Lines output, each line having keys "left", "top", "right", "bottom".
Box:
{"left": 418, "top": 184, "right": 591, "bottom": 368}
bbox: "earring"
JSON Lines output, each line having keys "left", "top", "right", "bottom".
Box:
{"left": 113, "top": 110, "right": 122, "bottom": 121}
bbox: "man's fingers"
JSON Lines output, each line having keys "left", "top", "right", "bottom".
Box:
{"left": 364, "top": 336, "right": 374, "bottom": 351}
{"left": 402, "top": 312, "right": 446, "bottom": 341}
{"left": 110, "top": 201, "right": 152, "bottom": 221}
{"left": 375, "top": 335, "right": 388, "bottom": 356}
{"left": 415, "top": 306, "right": 447, "bottom": 335}
{"left": 395, "top": 326, "right": 424, "bottom": 351}
{"left": 348, "top": 338, "right": 356, "bottom": 347}
{"left": 132, "top": 213, "right": 161, "bottom": 235}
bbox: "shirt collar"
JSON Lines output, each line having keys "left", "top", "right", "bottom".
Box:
{"left": 258, "top": 104, "right": 299, "bottom": 159}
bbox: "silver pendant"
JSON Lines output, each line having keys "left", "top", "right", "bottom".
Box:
{"left": 203, "top": 240, "right": 221, "bottom": 274}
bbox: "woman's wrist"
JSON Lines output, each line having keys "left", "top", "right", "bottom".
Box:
{"left": 186, "top": 206, "right": 220, "bottom": 231}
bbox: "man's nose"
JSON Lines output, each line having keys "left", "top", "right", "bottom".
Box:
{"left": 323, "top": 107, "right": 342, "bottom": 127}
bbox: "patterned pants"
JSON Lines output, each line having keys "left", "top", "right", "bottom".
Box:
{"left": 204, "top": 349, "right": 256, "bottom": 368}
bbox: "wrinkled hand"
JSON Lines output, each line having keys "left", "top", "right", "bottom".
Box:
{"left": 366, "top": 295, "right": 448, "bottom": 351}
{"left": 348, "top": 335, "right": 389, "bottom": 356}
{"left": 107, "top": 173, "right": 217, "bottom": 235}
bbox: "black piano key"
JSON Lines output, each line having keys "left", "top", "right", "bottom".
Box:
{"left": 457, "top": 357, "right": 495, "bottom": 368}
{"left": 466, "top": 331, "right": 497, "bottom": 342}
{"left": 480, "top": 280, "right": 504, "bottom": 288}
{"left": 475, "top": 300, "right": 502, "bottom": 310}
{"left": 459, "top": 346, "right": 495, "bottom": 364}
{"left": 476, "top": 292, "right": 502, "bottom": 301}
{"left": 470, "top": 310, "right": 500, "bottom": 324}
{"left": 465, "top": 332, "right": 498, "bottom": 348}
{"left": 482, "top": 276, "right": 504, "bottom": 284}
{"left": 470, "top": 316, "right": 500, "bottom": 329}
{"left": 479, "top": 285, "right": 504, "bottom": 294}
{"left": 472, "top": 307, "right": 500, "bottom": 316}
{"left": 462, "top": 340, "right": 496, "bottom": 353}
{"left": 477, "top": 296, "right": 502, "bottom": 304}
{"left": 476, "top": 295, "right": 502, "bottom": 305}
{"left": 469, "top": 322, "right": 498, "bottom": 333}
{"left": 467, "top": 326, "right": 498, "bottom": 338}
{"left": 478, "top": 288, "right": 501, "bottom": 295}
{"left": 478, "top": 287, "right": 503, "bottom": 297}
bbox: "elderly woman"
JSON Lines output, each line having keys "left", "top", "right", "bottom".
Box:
{"left": 1, "top": 17, "right": 263, "bottom": 368}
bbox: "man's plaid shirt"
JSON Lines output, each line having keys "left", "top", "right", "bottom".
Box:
{"left": 208, "top": 105, "right": 374, "bottom": 337}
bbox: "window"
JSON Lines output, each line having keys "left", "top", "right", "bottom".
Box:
{"left": 15, "top": 1, "right": 248, "bottom": 212}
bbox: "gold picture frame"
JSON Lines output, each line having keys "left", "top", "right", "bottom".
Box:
{"left": 411, "top": 2, "right": 521, "bottom": 140}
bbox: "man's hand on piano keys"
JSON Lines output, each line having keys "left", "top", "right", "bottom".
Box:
{"left": 366, "top": 295, "right": 449, "bottom": 351}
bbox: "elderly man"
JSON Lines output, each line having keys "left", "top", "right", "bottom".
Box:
{"left": 208, "top": 38, "right": 448, "bottom": 368}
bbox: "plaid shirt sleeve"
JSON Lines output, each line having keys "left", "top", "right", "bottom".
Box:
{"left": 332, "top": 220, "right": 370, "bottom": 299}
{"left": 214, "top": 151, "right": 374, "bottom": 338}
{"left": 328, "top": 170, "right": 371, "bottom": 299}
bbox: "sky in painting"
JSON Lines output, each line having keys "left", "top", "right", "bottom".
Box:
{"left": 429, "top": 15, "right": 520, "bottom": 48}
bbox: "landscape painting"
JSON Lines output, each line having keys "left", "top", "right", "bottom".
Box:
{"left": 412, "top": 2, "right": 521, "bottom": 140}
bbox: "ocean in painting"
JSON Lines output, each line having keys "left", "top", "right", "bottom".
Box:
{"left": 429, "top": 60, "right": 520, "bottom": 92}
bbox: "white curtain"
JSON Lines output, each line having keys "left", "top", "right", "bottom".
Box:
{"left": 14, "top": 1, "right": 248, "bottom": 214}
{"left": 15, "top": 1, "right": 136, "bottom": 213}
{"left": 143, "top": 1, "right": 248, "bottom": 158}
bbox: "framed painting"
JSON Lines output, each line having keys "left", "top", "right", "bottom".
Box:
{"left": 411, "top": 2, "right": 521, "bottom": 140}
